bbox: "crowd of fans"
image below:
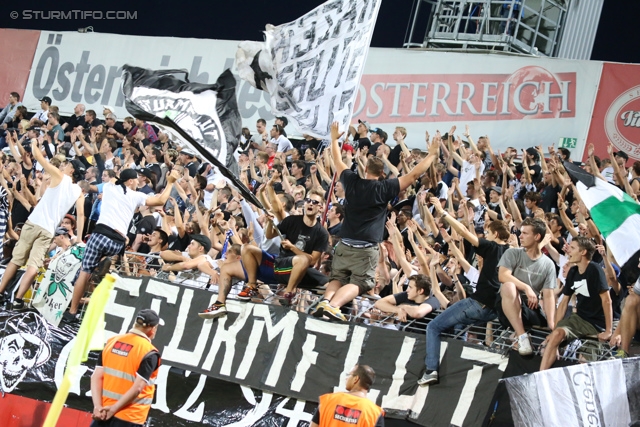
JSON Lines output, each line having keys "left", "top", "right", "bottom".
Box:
{"left": 0, "top": 90, "right": 638, "bottom": 385}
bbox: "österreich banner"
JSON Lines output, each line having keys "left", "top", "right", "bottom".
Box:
{"left": 0, "top": 275, "right": 509, "bottom": 426}
{"left": 22, "top": 30, "right": 601, "bottom": 156}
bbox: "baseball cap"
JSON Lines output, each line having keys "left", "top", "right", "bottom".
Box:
{"left": 180, "top": 148, "right": 196, "bottom": 157}
{"left": 489, "top": 186, "right": 502, "bottom": 194}
{"left": 358, "top": 119, "right": 371, "bottom": 131}
{"left": 70, "top": 159, "right": 86, "bottom": 174}
{"left": 54, "top": 226, "right": 70, "bottom": 237}
{"left": 276, "top": 116, "right": 288, "bottom": 127}
{"left": 342, "top": 143, "right": 354, "bottom": 153}
{"left": 135, "top": 309, "right": 164, "bottom": 327}
{"left": 102, "top": 105, "right": 115, "bottom": 112}
{"left": 191, "top": 234, "right": 212, "bottom": 252}
{"left": 40, "top": 96, "right": 52, "bottom": 105}
{"left": 370, "top": 127, "right": 382, "bottom": 134}
{"left": 116, "top": 168, "right": 138, "bottom": 185}
{"left": 137, "top": 167, "right": 155, "bottom": 180}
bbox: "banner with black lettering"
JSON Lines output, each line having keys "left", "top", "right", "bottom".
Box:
{"left": 0, "top": 275, "right": 513, "bottom": 426}
{"left": 236, "top": 0, "right": 381, "bottom": 138}
{"left": 503, "top": 358, "right": 639, "bottom": 427}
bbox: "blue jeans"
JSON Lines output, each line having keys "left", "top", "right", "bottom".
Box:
{"left": 425, "top": 298, "right": 497, "bottom": 371}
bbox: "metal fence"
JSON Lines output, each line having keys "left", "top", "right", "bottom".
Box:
{"left": 22, "top": 250, "right": 617, "bottom": 365}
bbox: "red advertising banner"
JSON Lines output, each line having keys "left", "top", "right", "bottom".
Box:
{"left": 586, "top": 62, "right": 640, "bottom": 163}
{"left": 0, "top": 29, "right": 40, "bottom": 103}
{"left": 0, "top": 393, "right": 92, "bottom": 427}
{"left": 354, "top": 69, "right": 577, "bottom": 124}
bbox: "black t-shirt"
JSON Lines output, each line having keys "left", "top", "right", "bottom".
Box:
{"left": 529, "top": 164, "right": 542, "bottom": 184}
{"left": 355, "top": 136, "right": 371, "bottom": 151}
{"left": 539, "top": 184, "right": 560, "bottom": 213}
{"left": 469, "top": 238, "right": 510, "bottom": 309}
{"left": 64, "top": 114, "right": 85, "bottom": 131}
{"left": 169, "top": 231, "right": 191, "bottom": 252}
{"left": 135, "top": 215, "right": 157, "bottom": 253}
{"left": 185, "top": 161, "right": 200, "bottom": 178}
{"left": 388, "top": 144, "right": 402, "bottom": 167}
{"left": 393, "top": 291, "right": 441, "bottom": 316}
{"left": 369, "top": 143, "right": 382, "bottom": 158}
{"left": 277, "top": 215, "right": 329, "bottom": 258}
{"left": 327, "top": 221, "right": 342, "bottom": 236}
{"left": 338, "top": 170, "right": 400, "bottom": 243}
{"left": 564, "top": 262, "right": 609, "bottom": 330}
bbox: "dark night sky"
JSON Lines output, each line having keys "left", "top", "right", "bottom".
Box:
{"left": 0, "top": 0, "right": 638, "bottom": 63}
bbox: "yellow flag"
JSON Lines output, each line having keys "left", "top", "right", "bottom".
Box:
{"left": 43, "top": 274, "right": 116, "bottom": 427}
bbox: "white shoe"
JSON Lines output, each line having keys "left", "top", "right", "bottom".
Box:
{"left": 518, "top": 334, "right": 533, "bottom": 356}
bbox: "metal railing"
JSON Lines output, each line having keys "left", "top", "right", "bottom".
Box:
{"left": 20, "top": 250, "right": 618, "bottom": 364}
{"left": 406, "top": 0, "right": 569, "bottom": 57}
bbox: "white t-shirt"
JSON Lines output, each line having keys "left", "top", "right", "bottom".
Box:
{"left": 459, "top": 160, "right": 484, "bottom": 188}
{"left": 97, "top": 183, "right": 149, "bottom": 235}
{"left": 29, "top": 175, "right": 82, "bottom": 234}
{"left": 273, "top": 135, "right": 293, "bottom": 153}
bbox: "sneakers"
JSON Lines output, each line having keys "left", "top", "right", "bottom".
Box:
{"left": 10, "top": 299, "right": 25, "bottom": 310}
{"left": 198, "top": 302, "right": 227, "bottom": 319}
{"left": 62, "top": 311, "right": 80, "bottom": 324}
{"left": 517, "top": 333, "right": 533, "bottom": 356}
{"left": 311, "top": 300, "right": 346, "bottom": 322}
{"left": 278, "top": 292, "right": 295, "bottom": 307}
{"left": 237, "top": 285, "right": 259, "bottom": 302}
{"left": 417, "top": 370, "right": 439, "bottom": 386}
{"left": 311, "top": 300, "right": 330, "bottom": 318}
{"left": 612, "top": 349, "right": 629, "bottom": 359}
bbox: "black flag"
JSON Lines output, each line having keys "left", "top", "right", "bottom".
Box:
{"left": 121, "top": 65, "right": 264, "bottom": 209}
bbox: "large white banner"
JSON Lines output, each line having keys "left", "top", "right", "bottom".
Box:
{"left": 236, "top": 0, "right": 381, "bottom": 139}
{"left": 24, "top": 31, "right": 602, "bottom": 157}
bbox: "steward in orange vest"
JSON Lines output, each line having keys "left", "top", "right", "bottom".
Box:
{"left": 311, "top": 365, "right": 385, "bottom": 427}
{"left": 90, "top": 309, "right": 162, "bottom": 427}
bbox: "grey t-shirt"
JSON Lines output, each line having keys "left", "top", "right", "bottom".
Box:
{"left": 498, "top": 248, "right": 556, "bottom": 295}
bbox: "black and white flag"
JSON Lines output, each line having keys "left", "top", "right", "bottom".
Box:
{"left": 122, "top": 66, "right": 240, "bottom": 173}
{"left": 121, "top": 66, "right": 264, "bottom": 208}
{"left": 236, "top": 0, "right": 381, "bottom": 138}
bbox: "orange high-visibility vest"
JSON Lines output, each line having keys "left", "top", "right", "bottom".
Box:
{"left": 101, "top": 332, "right": 160, "bottom": 425}
{"left": 318, "top": 392, "right": 384, "bottom": 427}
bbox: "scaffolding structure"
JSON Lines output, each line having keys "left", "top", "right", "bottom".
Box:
{"left": 404, "top": 0, "right": 573, "bottom": 57}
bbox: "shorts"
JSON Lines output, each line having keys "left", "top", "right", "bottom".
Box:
{"left": 274, "top": 256, "right": 328, "bottom": 288}
{"left": 495, "top": 292, "right": 548, "bottom": 329}
{"left": 557, "top": 313, "right": 599, "bottom": 340}
{"left": 241, "top": 250, "right": 277, "bottom": 284}
{"left": 329, "top": 242, "right": 378, "bottom": 294}
{"left": 82, "top": 233, "right": 125, "bottom": 273}
{"left": 10, "top": 221, "right": 52, "bottom": 269}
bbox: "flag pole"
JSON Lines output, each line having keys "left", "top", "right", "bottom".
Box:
{"left": 322, "top": 172, "right": 337, "bottom": 226}
{"left": 43, "top": 274, "right": 116, "bottom": 427}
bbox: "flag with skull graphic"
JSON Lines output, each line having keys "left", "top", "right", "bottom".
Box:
{"left": 0, "top": 312, "right": 51, "bottom": 393}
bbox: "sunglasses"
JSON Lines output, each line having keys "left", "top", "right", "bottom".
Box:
{"left": 304, "top": 198, "right": 321, "bottom": 206}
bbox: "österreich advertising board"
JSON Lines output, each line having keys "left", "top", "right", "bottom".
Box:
{"left": 23, "top": 31, "right": 602, "bottom": 156}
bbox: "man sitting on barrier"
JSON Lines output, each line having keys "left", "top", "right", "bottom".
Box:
{"left": 160, "top": 234, "right": 213, "bottom": 274}
{"left": 540, "top": 237, "right": 612, "bottom": 370}
{"left": 311, "top": 122, "right": 439, "bottom": 322}
{"left": 496, "top": 217, "right": 557, "bottom": 356}
{"left": 374, "top": 273, "right": 439, "bottom": 325}
{"left": 610, "top": 257, "right": 640, "bottom": 359}
{"left": 417, "top": 198, "right": 509, "bottom": 386}
{"left": 198, "top": 191, "right": 328, "bottom": 319}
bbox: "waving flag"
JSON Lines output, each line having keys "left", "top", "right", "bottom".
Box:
{"left": 236, "top": 0, "right": 381, "bottom": 138}
{"left": 122, "top": 66, "right": 264, "bottom": 209}
{"left": 564, "top": 161, "right": 640, "bottom": 284}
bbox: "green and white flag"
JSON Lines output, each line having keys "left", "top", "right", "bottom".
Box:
{"left": 571, "top": 168, "right": 640, "bottom": 268}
